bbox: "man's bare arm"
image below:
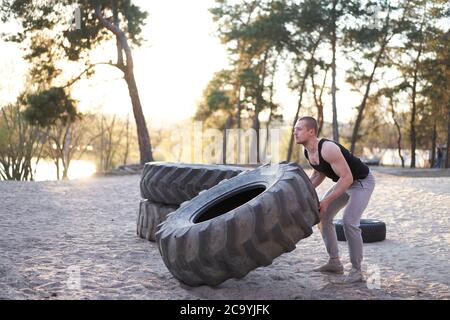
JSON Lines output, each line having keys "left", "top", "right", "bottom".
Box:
{"left": 310, "top": 169, "right": 326, "bottom": 188}
{"left": 320, "top": 142, "right": 353, "bottom": 204}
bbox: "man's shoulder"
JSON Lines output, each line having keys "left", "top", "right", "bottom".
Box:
{"left": 321, "top": 140, "right": 342, "bottom": 162}
{"left": 321, "top": 139, "right": 340, "bottom": 153}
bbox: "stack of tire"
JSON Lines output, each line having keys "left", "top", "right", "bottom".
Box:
{"left": 139, "top": 161, "right": 321, "bottom": 287}
{"left": 137, "top": 162, "right": 248, "bottom": 241}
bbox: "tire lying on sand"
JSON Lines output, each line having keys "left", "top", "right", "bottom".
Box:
{"left": 140, "top": 162, "right": 247, "bottom": 205}
{"left": 137, "top": 200, "right": 179, "bottom": 242}
{"left": 334, "top": 219, "right": 386, "bottom": 243}
{"left": 155, "top": 162, "right": 320, "bottom": 287}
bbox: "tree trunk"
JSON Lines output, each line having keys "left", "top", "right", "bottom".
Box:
{"left": 105, "top": 117, "right": 112, "bottom": 170}
{"left": 311, "top": 66, "right": 328, "bottom": 136}
{"left": 393, "top": 116, "right": 405, "bottom": 168}
{"left": 410, "top": 94, "right": 417, "bottom": 168}
{"left": 286, "top": 37, "right": 321, "bottom": 161}
{"left": 62, "top": 162, "right": 69, "bottom": 180}
{"left": 124, "top": 73, "right": 153, "bottom": 165}
{"left": 446, "top": 105, "right": 450, "bottom": 168}
{"left": 409, "top": 101, "right": 417, "bottom": 169}
{"left": 254, "top": 50, "right": 270, "bottom": 164}
{"left": 32, "top": 128, "right": 47, "bottom": 181}
{"left": 286, "top": 72, "right": 308, "bottom": 161}
{"left": 331, "top": 0, "right": 339, "bottom": 142}
{"left": 410, "top": 44, "right": 423, "bottom": 168}
{"left": 55, "top": 159, "right": 60, "bottom": 180}
{"left": 390, "top": 98, "right": 405, "bottom": 168}
{"left": 431, "top": 123, "right": 437, "bottom": 168}
{"left": 62, "top": 123, "right": 71, "bottom": 180}
{"left": 95, "top": 5, "right": 153, "bottom": 165}
{"left": 112, "top": 1, "right": 124, "bottom": 69}
{"left": 350, "top": 35, "right": 390, "bottom": 153}
{"left": 264, "top": 57, "right": 278, "bottom": 159}
{"left": 236, "top": 85, "right": 242, "bottom": 164}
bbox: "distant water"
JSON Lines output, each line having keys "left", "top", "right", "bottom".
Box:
{"left": 33, "top": 159, "right": 96, "bottom": 181}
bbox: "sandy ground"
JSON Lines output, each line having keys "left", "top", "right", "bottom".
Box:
{"left": 0, "top": 167, "right": 449, "bottom": 300}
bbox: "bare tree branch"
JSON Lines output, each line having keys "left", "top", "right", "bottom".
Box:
{"left": 62, "top": 62, "right": 122, "bottom": 88}
{"left": 95, "top": 5, "right": 134, "bottom": 72}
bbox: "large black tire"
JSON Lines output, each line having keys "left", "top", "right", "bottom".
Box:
{"left": 156, "top": 162, "right": 320, "bottom": 287}
{"left": 334, "top": 219, "right": 386, "bottom": 243}
{"left": 140, "top": 162, "right": 247, "bottom": 205}
{"left": 137, "top": 200, "right": 178, "bottom": 242}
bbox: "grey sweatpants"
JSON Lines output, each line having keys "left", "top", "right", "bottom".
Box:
{"left": 318, "top": 172, "right": 375, "bottom": 270}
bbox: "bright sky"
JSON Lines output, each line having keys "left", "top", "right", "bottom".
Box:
{"left": 0, "top": 0, "right": 364, "bottom": 128}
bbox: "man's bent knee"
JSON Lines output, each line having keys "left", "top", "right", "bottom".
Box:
{"left": 343, "top": 221, "right": 361, "bottom": 234}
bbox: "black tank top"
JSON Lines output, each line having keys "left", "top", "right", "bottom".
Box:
{"left": 304, "top": 138, "right": 369, "bottom": 182}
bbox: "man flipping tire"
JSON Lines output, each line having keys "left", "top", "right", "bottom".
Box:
{"left": 294, "top": 116, "right": 375, "bottom": 283}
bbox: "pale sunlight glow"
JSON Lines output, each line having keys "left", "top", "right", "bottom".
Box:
{"left": 67, "top": 160, "right": 96, "bottom": 180}
{"left": 34, "top": 160, "right": 96, "bottom": 181}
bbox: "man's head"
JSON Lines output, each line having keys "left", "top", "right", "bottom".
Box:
{"left": 294, "top": 116, "right": 318, "bottom": 144}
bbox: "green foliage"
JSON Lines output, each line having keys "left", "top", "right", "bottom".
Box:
{"left": 1, "top": 0, "right": 148, "bottom": 47}
{"left": 195, "top": 70, "right": 234, "bottom": 122}
{"left": 208, "top": 0, "right": 288, "bottom": 125}
{"left": 1, "top": 0, "right": 149, "bottom": 83}
{"left": 24, "top": 87, "right": 81, "bottom": 127}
